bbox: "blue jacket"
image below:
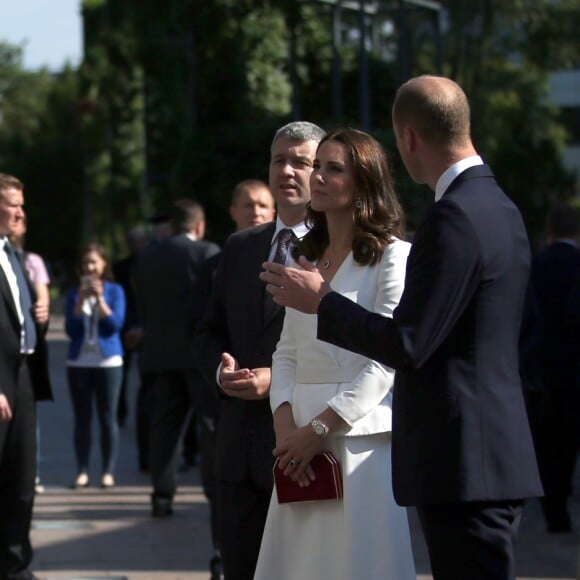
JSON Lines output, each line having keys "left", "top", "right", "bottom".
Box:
{"left": 65, "top": 281, "right": 126, "bottom": 360}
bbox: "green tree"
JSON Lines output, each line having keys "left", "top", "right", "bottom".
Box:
{"left": 0, "top": 42, "right": 85, "bottom": 285}
{"left": 397, "top": 0, "right": 578, "bottom": 240}
{"left": 79, "top": 0, "right": 146, "bottom": 251}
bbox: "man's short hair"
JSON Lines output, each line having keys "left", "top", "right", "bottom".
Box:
{"left": 0, "top": 173, "right": 23, "bottom": 194}
{"left": 271, "top": 121, "right": 326, "bottom": 151}
{"left": 393, "top": 75, "right": 471, "bottom": 148}
{"left": 231, "top": 179, "right": 272, "bottom": 206}
{"left": 547, "top": 203, "right": 580, "bottom": 239}
{"left": 171, "top": 199, "right": 205, "bottom": 234}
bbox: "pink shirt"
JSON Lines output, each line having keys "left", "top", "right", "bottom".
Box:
{"left": 24, "top": 252, "right": 50, "bottom": 286}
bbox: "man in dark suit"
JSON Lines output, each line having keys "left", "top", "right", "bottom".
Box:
{"left": 521, "top": 204, "right": 580, "bottom": 532}
{"left": 0, "top": 173, "right": 52, "bottom": 580}
{"left": 196, "top": 121, "right": 325, "bottom": 580}
{"left": 136, "top": 199, "right": 220, "bottom": 518}
{"left": 261, "top": 76, "right": 542, "bottom": 579}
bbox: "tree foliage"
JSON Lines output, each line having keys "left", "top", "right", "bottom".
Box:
{"left": 437, "top": 0, "right": 578, "bottom": 244}
{"left": 0, "top": 0, "right": 578, "bottom": 275}
{"left": 0, "top": 43, "right": 84, "bottom": 283}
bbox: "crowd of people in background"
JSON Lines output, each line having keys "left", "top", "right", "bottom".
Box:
{"left": 0, "top": 73, "right": 579, "bottom": 580}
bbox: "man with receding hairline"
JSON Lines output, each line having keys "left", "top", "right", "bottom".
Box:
{"left": 229, "top": 179, "right": 275, "bottom": 231}
{"left": 261, "top": 75, "right": 542, "bottom": 579}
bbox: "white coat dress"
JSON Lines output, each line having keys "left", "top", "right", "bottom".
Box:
{"left": 254, "top": 238, "right": 416, "bottom": 580}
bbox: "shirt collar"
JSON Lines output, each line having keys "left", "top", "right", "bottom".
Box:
{"left": 270, "top": 216, "right": 309, "bottom": 246}
{"left": 434, "top": 155, "right": 484, "bottom": 201}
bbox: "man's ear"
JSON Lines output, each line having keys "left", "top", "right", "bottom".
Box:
{"left": 195, "top": 220, "right": 206, "bottom": 240}
{"left": 403, "top": 126, "right": 417, "bottom": 153}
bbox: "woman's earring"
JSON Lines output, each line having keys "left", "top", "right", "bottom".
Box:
{"left": 355, "top": 199, "right": 363, "bottom": 209}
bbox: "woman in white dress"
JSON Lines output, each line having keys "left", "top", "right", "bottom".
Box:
{"left": 254, "top": 128, "right": 416, "bottom": 579}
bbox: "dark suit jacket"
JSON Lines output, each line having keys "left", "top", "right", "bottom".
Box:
{"left": 317, "top": 164, "right": 543, "bottom": 506}
{"left": 526, "top": 241, "right": 580, "bottom": 388}
{"left": 136, "top": 233, "right": 220, "bottom": 373}
{"left": 0, "top": 252, "right": 52, "bottom": 403}
{"left": 113, "top": 253, "right": 140, "bottom": 333}
{"left": 196, "top": 222, "right": 283, "bottom": 488}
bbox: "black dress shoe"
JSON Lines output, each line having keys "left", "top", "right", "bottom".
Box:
{"left": 209, "top": 553, "right": 224, "bottom": 580}
{"left": 151, "top": 498, "right": 173, "bottom": 518}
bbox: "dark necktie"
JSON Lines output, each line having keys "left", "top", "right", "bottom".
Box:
{"left": 264, "top": 228, "right": 294, "bottom": 320}
{"left": 4, "top": 242, "right": 37, "bottom": 351}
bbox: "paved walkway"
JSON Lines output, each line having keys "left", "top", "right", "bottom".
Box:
{"left": 28, "top": 317, "right": 580, "bottom": 579}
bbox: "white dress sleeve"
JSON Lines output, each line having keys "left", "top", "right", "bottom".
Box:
{"left": 269, "top": 310, "right": 298, "bottom": 413}
{"left": 326, "top": 239, "right": 409, "bottom": 427}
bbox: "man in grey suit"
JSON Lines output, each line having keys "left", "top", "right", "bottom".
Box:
{"left": 136, "top": 199, "right": 220, "bottom": 518}
{"left": 261, "top": 76, "right": 542, "bottom": 579}
{"left": 196, "top": 121, "right": 325, "bottom": 580}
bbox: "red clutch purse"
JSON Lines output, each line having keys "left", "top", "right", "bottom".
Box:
{"left": 274, "top": 451, "right": 343, "bottom": 503}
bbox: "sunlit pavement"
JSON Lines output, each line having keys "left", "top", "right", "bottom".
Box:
{"left": 29, "top": 316, "right": 579, "bottom": 580}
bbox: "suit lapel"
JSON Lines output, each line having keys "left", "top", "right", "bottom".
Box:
{"left": 0, "top": 263, "right": 22, "bottom": 328}
{"left": 244, "top": 223, "right": 282, "bottom": 327}
{"left": 259, "top": 226, "right": 285, "bottom": 326}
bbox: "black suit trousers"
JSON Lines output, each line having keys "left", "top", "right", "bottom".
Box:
{"left": 148, "top": 369, "right": 204, "bottom": 499}
{"left": 417, "top": 500, "right": 523, "bottom": 580}
{"left": 217, "top": 478, "right": 271, "bottom": 580}
{"left": 0, "top": 361, "right": 36, "bottom": 577}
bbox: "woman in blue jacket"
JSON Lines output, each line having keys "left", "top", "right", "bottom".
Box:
{"left": 65, "top": 243, "right": 126, "bottom": 489}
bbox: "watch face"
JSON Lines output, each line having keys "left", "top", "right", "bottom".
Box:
{"left": 312, "top": 419, "right": 328, "bottom": 436}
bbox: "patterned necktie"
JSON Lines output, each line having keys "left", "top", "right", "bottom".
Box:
{"left": 4, "top": 242, "right": 37, "bottom": 351}
{"left": 264, "top": 228, "right": 294, "bottom": 320}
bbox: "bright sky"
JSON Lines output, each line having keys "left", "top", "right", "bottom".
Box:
{"left": 0, "top": 0, "right": 82, "bottom": 71}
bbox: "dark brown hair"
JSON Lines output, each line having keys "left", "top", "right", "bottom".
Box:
{"left": 293, "top": 127, "right": 405, "bottom": 266}
{"left": 77, "top": 242, "right": 114, "bottom": 282}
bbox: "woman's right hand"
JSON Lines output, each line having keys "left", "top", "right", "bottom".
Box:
{"left": 273, "top": 402, "right": 296, "bottom": 445}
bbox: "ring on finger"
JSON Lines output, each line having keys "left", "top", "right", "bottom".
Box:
{"left": 289, "top": 458, "right": 298, "bottom": 468}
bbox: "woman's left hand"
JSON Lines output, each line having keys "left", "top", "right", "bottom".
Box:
{"left": 273, "top": 425, "right": 325, "bottom": 484}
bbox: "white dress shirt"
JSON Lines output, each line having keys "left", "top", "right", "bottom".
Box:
{"left": 435, "top": 155, "right": 483, "bottom": 201}
{"left": 268, "top": 217, "right": 309, "bottom": 263}
{"left": 0, "top": 237, "right": 25, "bottom": 327}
